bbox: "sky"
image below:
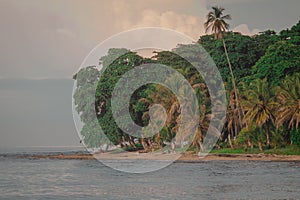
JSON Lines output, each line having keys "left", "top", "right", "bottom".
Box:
{"left": 0, "top": 0, "right": 299, "bottom": 148}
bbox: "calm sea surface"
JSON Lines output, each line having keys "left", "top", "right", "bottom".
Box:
{"left": 0, "top": 148, "right": 300, "bottom": 199}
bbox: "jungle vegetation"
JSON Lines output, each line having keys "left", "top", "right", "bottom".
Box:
{"left": 73, "top": 8, "right": 300, "bottom": 154}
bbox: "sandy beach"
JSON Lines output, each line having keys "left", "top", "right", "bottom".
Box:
{"left": 22, "top": 151, "right": 300, "bottom": 162}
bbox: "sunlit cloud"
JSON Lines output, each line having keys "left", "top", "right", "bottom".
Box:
{"left": 110, "top": 0, "right": 207, "bottom": 39}
{"left": 233, "top": 24, "right": 260, "bottom": 36}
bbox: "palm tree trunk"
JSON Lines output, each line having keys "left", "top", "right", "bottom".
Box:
{"left": 147, "top": 138, "right": 153, "bottom": 152}
{"left": 248, "top": 140, "right": 253, "bottom": 149}
{"left": 141, "top": 138, "right": 148, "bottom": 151}
{"left": 128, "top": 136, "right": 137, "bottom": 148}
{"left": 222, "top": 38, "right": 243, "bottom": 132}
{"left": 258, "top": 141, "right": 263, "bottom": 152}
{"left": 265, "top": 125, "right": 271, "bottom": 149}
{"left": 199, "top": 141, "right": 204, "bottom": 152}
{"left": 122, "top": 136, "right": 128, "bottom": 148}
{"left": 228, "top": 133, "right": 234, "bottom": 149}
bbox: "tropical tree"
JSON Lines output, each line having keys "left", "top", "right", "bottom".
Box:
{"left": 191, "top": 104, "right": 211, "bottom": 153}
{"left": 73, "top": 66, "right": 104, "bottom": 148}
{"left": 199, "top": 32, "right": 260, "bottom": 83}
{"left": 251, "top": 41, "right": 300, "bottom": 86}
{"left": 95, "top": 49, "right": 146, "bottom": 148}
{"left": 280, "top": 20, "right": 300, "bottom": 45}
{"left": 242, "top": 78, "right": 276, "bottom": 148}
{"left": 224, "top": 88, "right": 243, "bottom": 148}
{"left": 275, "top": 73, "right": 300, "bottom": 130}
{"left": 237, "top": 125, "right": 265, "bottom": 151}
{"left": 252, "top": 30, "right": 279, "bottom": 58}
{"left": 204, "top": 6, "right": 243, "bottom": 134}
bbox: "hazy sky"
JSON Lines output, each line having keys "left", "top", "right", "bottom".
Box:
{"left": 0, "top": 0, "right": 299, "bottom": 148}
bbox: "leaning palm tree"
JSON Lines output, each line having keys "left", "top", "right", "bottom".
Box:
{"left": 242, "top": 78, "right": 276, "bottom": 148}
{"left": 275, "top": 73, "right": 300, "bottom": 130}
{"left": 204, "top": 6, "right": 243, "bottom": 133}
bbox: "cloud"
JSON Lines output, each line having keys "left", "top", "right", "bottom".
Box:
{"left": 2, "top": 0, "right": 269, "bottom": 80}
{"left": 135, "top": 10, "right": 205, "bottom": 39}
{"left": 111, "top": 0, "right": 207, "bottom": 40}
{"left": 233, "top": 24, "right": 260, "bottom": 36}
{"left": 0, "top": 0, "right": 209, "bottom": 80}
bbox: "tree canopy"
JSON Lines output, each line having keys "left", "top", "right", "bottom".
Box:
{"left": 73, "top": 19, "right": 300, "bottom": 153}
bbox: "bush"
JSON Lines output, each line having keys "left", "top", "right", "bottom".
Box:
{"left": 290, "top": 128, "right": 300, "bottom": 147}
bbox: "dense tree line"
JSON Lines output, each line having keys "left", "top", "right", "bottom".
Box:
{"left": 73, "top": 17, "right": 300, "bottom": 153}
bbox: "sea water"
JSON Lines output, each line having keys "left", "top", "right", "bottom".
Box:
{"left": 0, "top": 148, "right": 299, "bottom": 199}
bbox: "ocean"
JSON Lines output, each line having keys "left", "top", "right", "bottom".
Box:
{"left": 0, "top": 147, "right": 299, "bottom": 199}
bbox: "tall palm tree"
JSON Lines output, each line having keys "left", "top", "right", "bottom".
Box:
{"left": 242, "top": 78, "right": 276, "bottom": 148}
{"left": 204, "top": 6, "right": 231, "bottom": 39}
{"left": 275, "top": 73, "right": 300, "bottom": 130}
{"left": 204, "top": 6, "right": 243, "bottom": 133}
{"left": 224, "top": 88, "right": 243, "bottom": 148}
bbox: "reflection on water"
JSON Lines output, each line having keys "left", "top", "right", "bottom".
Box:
{"left": 0, "top": 155, "right": 300, "bottom": 199}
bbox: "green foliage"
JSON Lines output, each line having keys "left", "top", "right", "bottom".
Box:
{"left": 96, "top": 50, "right": 145, "bottom": 145}
{"left": 291, "top": 128, "right": 300, "bottom": 147}
{"left": 73, "top": 66, "right": 104, "bottom": 147}
{"left": 252, "top": 30, "right": 279, "bottom": 58}
{"left": 242, "top": 78, "right": 275, "bottom": 128}
{"left": 211, "top": 146, "right": 300, "bottom": 155}
{"left": 73, "top": 66, "right": 100, "bottom": 123}
{"left": 159, "top": 126, "right": 173, "bottom": 142}
{"left": 72, "top": 20, "right": 300, "bottom": 153}
{"left": 81, "top": 120, "right": 107, "bottom": 148}
{"left": 154, "top": 47, "right": 204, "bottom": 85}
{"left": 275, "top": 73, "right": 300, "bottom": 130}
{"left": 199, "top": 32, "right": 260, "bottom": 83}
{"left": 250, "top": 41, "right": 300, "bottom": 86}
{"left": 100, "top": 48, "right": 130, "bottom": 68}
{"left": 237, "top": 125, "right": 265, "bottom": 147}
{"left": 280, "top": 20, "right": 300, "bottom": 45}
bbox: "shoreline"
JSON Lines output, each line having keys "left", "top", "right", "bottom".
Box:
{"left": 17, "top": 151, "right": 300, "bottom": 162}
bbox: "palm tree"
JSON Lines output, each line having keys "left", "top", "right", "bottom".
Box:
{"left": 224, "top": 88, "right": 243, "bottom": 148}
{"left": 242, "top": 78, "right": 276, "bottom": 148}
{"left": 204, "top": 6, "right": 231, "bottom": 39}
{"left": 275, "top": 73, "right": 300, "bottom": 130}
{"left": 191, "top": 104, "right": 211, "bottom": 153}
{"left": 204, "top": 6, "right": 243, "bottom": 133}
